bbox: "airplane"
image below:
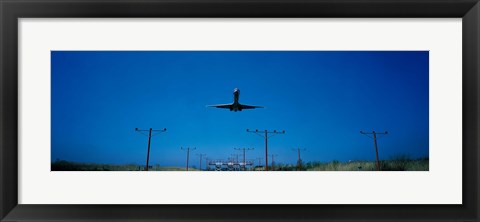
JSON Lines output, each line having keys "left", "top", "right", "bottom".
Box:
{"left": 208, "top": 88, "right": 263, "bottom": 112}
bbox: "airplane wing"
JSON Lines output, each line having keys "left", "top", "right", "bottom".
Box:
{"left": 207, "top": 104, "right": 234, "bottom": 109}
{"left": 239, "top": 104, "right": 264, "bottom": 109}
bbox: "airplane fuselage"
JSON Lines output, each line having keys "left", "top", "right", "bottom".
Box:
{"left": 231, "top": 88, "right": 241, "bottom": 111}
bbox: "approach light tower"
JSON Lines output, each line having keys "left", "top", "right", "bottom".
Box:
{"left": 205, "top": 157, "right": 211, "bottom": 171}
{"left": 181, "top": 147, "right": 196, "bottom": 171}
{"left": 271, "top": 154, "right": 278, "bottom": 171}
{"left": 292, "top": 148, "right": 306, "bottom": 171}
{"left": 246, "top": 129, "right": 285, "bottom": 171}
{"left": 360, "top": 130, "right": 388, "bottom": 171}
{"left": 135, "top": 128, "right": 167, "bottom": 171}
{"left": 196, "top": 153, "right": 206, "bottom": 171}
{"left": 256, "top": 157, "right": 263, "bottom": 167}
{"left": 231, "top": 153, "right": 241, "bottom": 163}
{"left": 234, "top": 147, "right": 254, "bottom": 171}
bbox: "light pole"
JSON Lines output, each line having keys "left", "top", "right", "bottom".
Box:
{"left": 196, "top": 153, "right": 206, "bottom": 171}
{"left": 181, "top": 147, "right": 196, "bottom": 171}
{"left": 271, "top": 154, "right": 278, "bottom": 171}
{"left": 256, "top": 157, "right": 263, "bottom": 167}
{"left": 246, "top": 129, "right": 285, "bottom": 171}
{"left": 360, "top": 130, "right": 388, "bottom": 171}
{"left": 135, "top": 128, "right": 167, "bottom": 171}
{"left": 234, "top": 148, "right": 254, "bottom": 171}
{"left": 292, "top": 148, "right": 306, "bottom": 171}
{"left": 205, "top": 158, "right": 210, "bottom": 171}
{"left": 231, "top": 154, "right": 240, "bottom": 163}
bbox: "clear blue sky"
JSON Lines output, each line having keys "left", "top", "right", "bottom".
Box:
{"left": 51, "top": 51, "right": 429, "bottom": 167}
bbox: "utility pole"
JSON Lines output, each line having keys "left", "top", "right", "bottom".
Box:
{"left": 271, "top": 154, "right": 278, "bottom": 171}
{"left": 292, "top": 148, "right": 306, "bottom": 171}
{"left": 135, "top": 128, "right": 167, "bottom": 171}
{"left": 196, "top": 153, "right": 206, "bottom": 171}
{"left": 246, "top": 129, "right": 285, "bottom": 171}
{"left": 181, "top": 147, "right": 196, "bottom": 171}
{"left": 234, "top": 148, "right": 254, "bottom": 171}
{"left": 360, "top": 130, "right": 388, "bottom": 171}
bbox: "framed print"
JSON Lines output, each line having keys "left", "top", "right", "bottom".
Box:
{"left": 1, "top": 0, "right": 479, "bottom": 221}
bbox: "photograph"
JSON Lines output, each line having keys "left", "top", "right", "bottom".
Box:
{"left": 51, "top": 51, "right": 429, "bottom": 171}
{"left": 3, "top": 0, "right": 477, "bottom": 220}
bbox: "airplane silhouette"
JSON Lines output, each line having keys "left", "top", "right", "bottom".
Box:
{"left": 208, "top": 88, "right": 263, "bottom": 112}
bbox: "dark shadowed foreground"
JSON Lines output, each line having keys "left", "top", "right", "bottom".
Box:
{"left": 51, "top": 156, "right": 428, "bottom": 171}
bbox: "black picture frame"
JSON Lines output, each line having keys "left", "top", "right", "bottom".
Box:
{"left": 1, "top": 0, "right": 479, "bottom": 221}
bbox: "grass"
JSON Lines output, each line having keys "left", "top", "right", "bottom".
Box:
{"left": 304, "top": 157, "right": 429, "bottom": 171}
{"left": 51, "top": 160, "right": 197, "bottom": 171}
{"left": 52, "top": 156, "right": 428, "bottom": 171}
{"left": 271, "top": 155, "right": 428, "bottom": 171}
